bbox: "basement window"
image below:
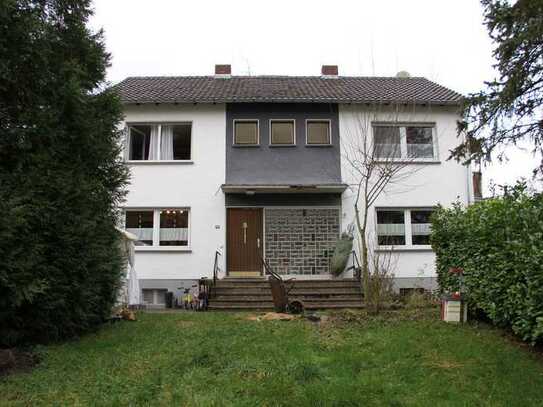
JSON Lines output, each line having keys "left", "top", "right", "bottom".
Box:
{"left": 234, "top": 120, "right": 259, "bottom": 145}
{"left": 270, "top": 120, "right": 295, "bottom": 145}
{"left": 142, "top": 289, "right": 167, "bottom": 307}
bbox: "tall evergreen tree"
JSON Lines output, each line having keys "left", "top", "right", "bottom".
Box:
{"left": 452, "top": 0, "right": 543, "bottom": 176}
{"left": 0, "top": 0, "right": 129, "bottom": 345}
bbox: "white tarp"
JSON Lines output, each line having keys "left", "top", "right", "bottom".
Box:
{"left": 117, "top": 228, "right": 140, "bottom": 306}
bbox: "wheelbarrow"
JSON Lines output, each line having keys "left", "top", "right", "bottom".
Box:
{"left": 261, "top": 257, "right": 304, "bottom": 314}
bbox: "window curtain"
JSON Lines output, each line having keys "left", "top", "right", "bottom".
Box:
{"left": 123, "top": 126, "right": 130, "bottom": 161}
{"left": 148, "top": 125, "right": 160, "bottom": 160}
{"left": 160, "top": 125, "right": 174, "bottom": 160}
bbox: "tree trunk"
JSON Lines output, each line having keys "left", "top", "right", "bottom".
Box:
{"left": 354, "top": 203, "right": 370, "bottom": 302}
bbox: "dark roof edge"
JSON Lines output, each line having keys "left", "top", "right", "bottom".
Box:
{"left": 120, "top": 99, "right": 462, "bottom": 106}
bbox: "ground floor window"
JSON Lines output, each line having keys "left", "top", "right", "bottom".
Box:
{"left": 376, "top": 208, "right": 433, "bottom": 247}
{"left": 125, "top": 208, "right": 190, "bottom": 247}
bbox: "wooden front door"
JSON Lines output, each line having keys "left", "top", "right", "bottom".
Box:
{"left": 227, "top": 208, "right": 263, "bottom": 277}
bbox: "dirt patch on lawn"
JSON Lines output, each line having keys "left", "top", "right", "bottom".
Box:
{"left": 0, "top": 349, "right": 40, "bottom": 377}
{"left": 246, "top": 312, "right": 300, "bottom": 322}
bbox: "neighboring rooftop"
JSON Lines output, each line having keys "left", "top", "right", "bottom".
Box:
{"left": 116, "top": 64, "right": 462, "bottom": 106}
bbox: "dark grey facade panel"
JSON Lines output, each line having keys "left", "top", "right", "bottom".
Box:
{"left": 226, "top": 103, "right": 341, "bottom": 185}
{"left": 225, "top": 193, "right": 342, "bottom": 207}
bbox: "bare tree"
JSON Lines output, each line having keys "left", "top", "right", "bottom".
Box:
{"left": 341, "top": 104, "right": 425, "bottom": 302}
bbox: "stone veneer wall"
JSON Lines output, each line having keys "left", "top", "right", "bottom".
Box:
{"left": 265, "top": 208, "right": 340, "bottom": 275}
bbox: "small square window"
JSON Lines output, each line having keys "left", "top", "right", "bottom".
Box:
{"left": 307, "top": 121, "right": 331, "bottom": 145}
{"left": 125, "top": 210, "right": 154, "bottom": 245}
{"left": 234, "top": 121, "right": 259, "bottom": 145}
{"left": 374, "top": 126, "right": 401, "bottom": 158}
{"left": 376, "top": 210, "right": 405, "bottom": 245}
{"left": 159, "top": 209, "right": 189, "bottom": 246}
{"left": 270, "top": 120, "right": 295, "bottom": 145}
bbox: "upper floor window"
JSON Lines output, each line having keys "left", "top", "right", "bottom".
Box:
{"left": 270, "top": 120, "right": 295, "bottom": 145}
{"left": 234, "top": 120, "right": 259, "bottom": 145}
{"left": 127, "top": 123, "right": 192, "bottom": 161}
{"left": 376, "top": 208, "right": 434, "bottom": 247}
{"left": 373, "top": 124, "right": 436, "bottom": 160}
{"left": 306, "top": 120, "right": 331, "bottom": 145}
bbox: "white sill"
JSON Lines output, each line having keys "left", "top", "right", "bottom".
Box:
{"left": 135, "top": 246, "right": 192, "bottom": 252}
{"left": 127, "top": 160, "right": 194, "bottom": 165}
{"left": 374, "top": 159, "right": 440, "bottom": 164}
{"left": 375, "top": 246, "right": 433, "bottom": 252}
{"left": 305, "top": 144, "right": 332, "bottom": 147}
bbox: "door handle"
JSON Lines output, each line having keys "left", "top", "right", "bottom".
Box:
{"left": 242, "top": 222, "right": 247, "bottom": 244}
{"left": 257, "top": 238, "right": 260, "bottom": 248}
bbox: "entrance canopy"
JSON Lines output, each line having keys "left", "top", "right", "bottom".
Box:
{"left": 221, "top": 183, "right": 348, "bottom": 194}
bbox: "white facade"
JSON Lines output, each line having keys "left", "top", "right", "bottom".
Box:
{"left": 122, "top": 104, "right": 227, "bottom": 280}
{"left": 339, "top": 104, "right": 472, "bottom": 288}
{"left": 122, "top": 102, "right": 472, "bottom": 292}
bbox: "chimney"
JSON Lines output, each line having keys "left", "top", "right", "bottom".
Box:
{"left": 215, "top": 64, "right": 231, "bottom": 77}
{"left": 321, "top": 65, "right": 338, "bottom": 77}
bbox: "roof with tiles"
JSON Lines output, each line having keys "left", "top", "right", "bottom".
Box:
{"left": 115, "top": 75, "right": 462, "bottom": 106}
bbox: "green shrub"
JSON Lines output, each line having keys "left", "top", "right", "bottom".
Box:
{"left": 431, "top": 185, "right": 543, "bottom": 343}
{"left": 0, "top": 1, "right": 128, "bottom": 346}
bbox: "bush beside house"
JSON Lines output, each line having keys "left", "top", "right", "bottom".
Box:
{"left": 0, "top": 1, "right": 128, "bottom": 346}
{"left": 431, "top": 186, "right": 543, "bottom": 343}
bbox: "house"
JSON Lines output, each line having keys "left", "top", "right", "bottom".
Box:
{"left": 116, "top": 64, "right": 476, "bottom": 308}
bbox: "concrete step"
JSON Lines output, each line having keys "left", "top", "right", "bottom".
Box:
{"left": 212, "top": 294, "right": 363, "bottom": 302}
{"left": 212, "top": 288, "right": 362, "bottom": 296}
{"left": 215, "top": 279, "right": 360, "bottom": 288}
{"left": 209, "top": 302, "right": 275, "bottom": 309}
{"left": 209, "top": 277, "right": 363, "bottom": 310}
{"left": 208, "top": 302, "right": 365, "bottom": 310}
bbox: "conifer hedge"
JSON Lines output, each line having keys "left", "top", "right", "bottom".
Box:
{"left": 431, "top": 187, "right": 543, "bottom": 343}
{"left": 0, "top": 1, "right": 129, "bottom": 346}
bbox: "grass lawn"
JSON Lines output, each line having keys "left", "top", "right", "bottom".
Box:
{"left": 2, "top": 309, "right": 543, "bottom": 406}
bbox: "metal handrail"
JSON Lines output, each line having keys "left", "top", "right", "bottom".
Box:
{"left": 212, "top": 250, "right": 220, "bottom": 287}
{"left": 346, "top": 250, "right": 362, "bottom": 281}
{"left": 199, "top": 250, "right": 221, "bottom": 304}
{"left": 261, "top": 256, "right": 282, "bottom": 282}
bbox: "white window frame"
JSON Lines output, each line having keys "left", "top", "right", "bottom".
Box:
{"left": 124, "top": 207, "right": 192, "bottom": 251}
{"left": 233, "top": 119, "right": 260, "bottom": 146}
{"left": 142, "top": 289, "right": 167, "bottom": 307}
{"left": 375, "top": 207, "right": 434, "bottom": 250}
{"left": 269, "top": 119, "right": 296, "bottom": 146}
{"left": 125, "top": 122, "right": 194, "bottom": 164}
{"left": 305, "top": 119, "right": 332, "bottom": 146}
{"left": 372, "top": 123, "right": 439, "bottom": 162}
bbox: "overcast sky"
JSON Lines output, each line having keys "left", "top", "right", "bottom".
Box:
{"left": 89, "top": 0, "right": 541, "bottom": 193}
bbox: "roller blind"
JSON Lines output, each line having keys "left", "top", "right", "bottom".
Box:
{"left": 271, "top": 121, "right": 294, "bottom": 144}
